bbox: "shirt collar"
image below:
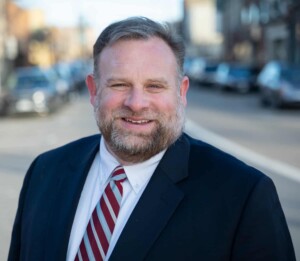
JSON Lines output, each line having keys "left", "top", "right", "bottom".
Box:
{"left": 99, "top": 137, "right": 166, "bottom": 194}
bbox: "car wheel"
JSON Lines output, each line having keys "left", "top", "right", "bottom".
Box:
{"left": 260, "top": 93, "right": 270, "bottom": 107}
{"left": 237, "top": 85, "right": 250, "bottom": 94}
{"left": 270, "top": 96, "right": 284, "bottom": 109}
{"left": 216, "top": 84, "right": 225, "bottom": 92}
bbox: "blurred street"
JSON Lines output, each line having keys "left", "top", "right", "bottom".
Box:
{"left": 186, "top": 84, "right": 300, "bottom": 260}
{"left": 1, "top": 84, "right": 300, "bottom": 260}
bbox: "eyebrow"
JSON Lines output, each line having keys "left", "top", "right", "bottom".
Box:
{"left": 105, "top": 77, "right": 169, "bottom": 85}
{"left": 105, "top": 78, "right": 129, "bottom": 84}
{"left": 146, "top": 78, "right": 169, "bottom": 85}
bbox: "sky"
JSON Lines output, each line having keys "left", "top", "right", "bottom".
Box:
{"left": 15, "top": 0, "right": 184, "bottom": 32}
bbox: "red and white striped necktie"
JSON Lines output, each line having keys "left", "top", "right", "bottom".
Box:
{"left": 75, "top": 166, "right": 127, "bottom": 261}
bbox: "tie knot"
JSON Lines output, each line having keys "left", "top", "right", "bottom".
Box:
{"left": 111, "top": 165, "right": 127, "bottom": 183}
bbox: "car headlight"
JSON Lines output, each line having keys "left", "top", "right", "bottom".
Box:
{"left": 33, "top": 91, "right": 45, "bottom": 104}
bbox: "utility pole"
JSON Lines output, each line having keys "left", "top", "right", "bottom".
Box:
{"left": 0, "top": 0, "right": 6, "bottom": 92}
{"left": 0, "top": 0, "right": 15, "bottom": 90}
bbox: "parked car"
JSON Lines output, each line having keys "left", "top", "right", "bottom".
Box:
{"left": 214, "top": 63, "right": 260, "bottom": 93}
{"left": 257, "top": 61, "right": 300, "bottom": 108}
{"left": 184, "top": 57, "right": 205, "bottom": 82}
{"left": 0, "top": 87, "right": 10, "bottom": 116}
{"left": 7, "top": 66, "right": 63, "bottom": 115}
{"left": 51, "top": 62, "right": 81, "bottom": 101}
{"left": 184, "top": 57, "right": 218, "bottom": 86}
{"left": 195, "top": 63, "right": 218, "bottom": 86}
{"left": 69, "top": 59, "right": 90, "bottom": 93}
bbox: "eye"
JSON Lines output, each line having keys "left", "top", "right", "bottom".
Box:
{"left": 112, "top": 83, "right": 126, "bottom": 87}
{"left": 149, "top": 84, "right": 161, "bottom": 88}
{"left": 146, "top": 84, "right": 165, "bottom": 93}
{"left": 110, "top": 83, "right": 129, "bottom": 90}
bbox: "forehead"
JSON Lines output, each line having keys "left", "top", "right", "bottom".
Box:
{"left": 97, "top": 37, "right": 178, "bottom": 74}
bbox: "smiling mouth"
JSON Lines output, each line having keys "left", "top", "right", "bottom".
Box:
{"left": 123, "top": 118, "right": 152, "bottom": 124}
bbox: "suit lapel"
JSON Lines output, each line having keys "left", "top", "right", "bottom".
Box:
{"left": 110, "top": 135, "right": 190, "bottom": 261}
{"left": 44, "top": 135, "right": 100, "bottom": 260}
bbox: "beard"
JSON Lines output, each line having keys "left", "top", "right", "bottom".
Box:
{"left": 94, "top": 96, "right": 186, "bottom": 164}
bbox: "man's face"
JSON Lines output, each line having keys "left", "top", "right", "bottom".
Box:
{"left": 87, "top": 37, "right": 189, "bottom": 164}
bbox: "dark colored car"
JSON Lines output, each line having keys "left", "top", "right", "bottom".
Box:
{"left": 184, "top": 57, "right": 218, "bottom": 86}
{"left": 69, "top": 59, "right": 90, "bottom": 93}
{"left": 214, "top": 63, "right": 260, "bottom": 93}
{"left": 7, "top": 66, "right": 63, "bottom": 115}
{"left": 52, "top": 62, "right": 75, "bottom": 100}
{"left": 184, "top": 57, "right": 204, "bottom": 82}
{"left": 0, "top": 89, "right": 10, "bottom": 116}
{"left": 257, "top": 61, "right": 300, "bottom": 108}
{"left": 195, "top": 63, "right": 218, "bottom": 86}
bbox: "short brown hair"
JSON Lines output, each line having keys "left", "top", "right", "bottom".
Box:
{"left": 93, "top": 16, "right": 185, "bottom": 80}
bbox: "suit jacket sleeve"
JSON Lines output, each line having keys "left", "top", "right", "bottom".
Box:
{"left": 8, "top": 157, "right": 38, "bottom": 261}
{"left": 232, "top": 175, "right": 295, "bottom": 261}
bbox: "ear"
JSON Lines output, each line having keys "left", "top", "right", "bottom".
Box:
{"left": 86, "top": 74, "right": 97, "bottom": 106}
{"left": 179, "top": 76, "right": 189, "bottom": 106}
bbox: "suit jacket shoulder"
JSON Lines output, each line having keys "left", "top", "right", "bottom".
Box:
{"left": 38, "top": 134, "right": 100, "bottom": 163}
{"left": 121, "top": 133, "right": 296, "bottom": 261}
{"left": 184, "top": 133, "right": 267, "bottom": 195}
{"left": 8, "top": 134, "right": 101, "bottom": 261}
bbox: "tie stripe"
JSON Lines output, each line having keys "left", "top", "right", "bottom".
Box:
{"left": 75, "top": 166, "right": 126, "bottom": 261}
{"left": 104, "top": 184, "right": 120, "bottom": 216}
{"left": 100, "top": 195, "right": 116, "bottom": 231}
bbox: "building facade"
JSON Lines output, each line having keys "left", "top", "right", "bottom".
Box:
{"left": 183, "top": 0, "right": 223, "bottom": 59}
{"left": 219, "top": 0, "right": 300, "bottom": 65}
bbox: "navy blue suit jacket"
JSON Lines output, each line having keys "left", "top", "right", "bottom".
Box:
{"left": 8, "top": 133, "right": 295, "bottom": 260}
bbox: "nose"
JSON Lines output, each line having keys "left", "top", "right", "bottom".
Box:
{"left": 123, "top": 87, "right": 149, "bottom": 112}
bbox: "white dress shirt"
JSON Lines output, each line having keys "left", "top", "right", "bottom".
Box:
{"left": 67, "top": 138, "right": 166, "bottom": 261}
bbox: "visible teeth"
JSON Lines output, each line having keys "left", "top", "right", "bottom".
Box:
{"left": 125, "top": 118, "right": 150, "bottom": 124}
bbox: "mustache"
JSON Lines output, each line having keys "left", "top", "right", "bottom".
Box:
{"left": 113, "top": 107, "right": 160, "bottom": 119}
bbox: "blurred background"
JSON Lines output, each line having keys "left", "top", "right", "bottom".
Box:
{"left": 0, "top": 0, "right": 300, "bottom": 260}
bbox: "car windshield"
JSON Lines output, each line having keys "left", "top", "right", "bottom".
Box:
{"left": 229, "top": 67, "right": 252, "bottom": 78}
{"left": 204, "top": 65, "right": 218, "bottom": 72}
{"left": 282, "top": 67, "right": 300, "bottom": 85}
{"left": 15, "top": 74, "right": 49, "bottom": 89}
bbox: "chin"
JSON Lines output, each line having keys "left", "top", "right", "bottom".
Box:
{"left": 116, "top": 134, "right": 152, "bottom": 149}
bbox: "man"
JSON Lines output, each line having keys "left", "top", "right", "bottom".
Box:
{"left": 8, "top": 17, "right": 295, "bottom": 261}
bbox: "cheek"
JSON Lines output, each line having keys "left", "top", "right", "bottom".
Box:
{"left": 97, "top": 92, "right": 126, "bottom": 115}
{"left": 154, "top": 94, "right": 178, "bottom": 112}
